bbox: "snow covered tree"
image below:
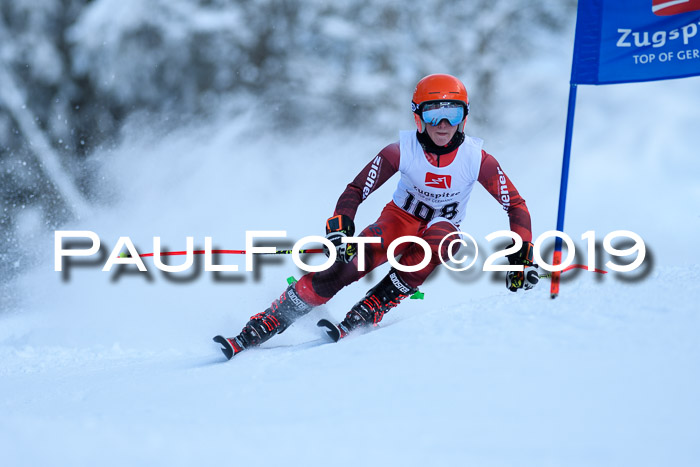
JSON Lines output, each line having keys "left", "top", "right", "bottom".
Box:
{"left": 0, "top": 0, "right": 575, "bottom": 284}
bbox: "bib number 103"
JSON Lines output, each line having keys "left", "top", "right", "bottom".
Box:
{"left": 483, "top": 230, "right": 646, "bottom": 272}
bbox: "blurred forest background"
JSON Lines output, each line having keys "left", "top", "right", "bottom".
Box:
{"left": 0, "top": 0, "right": 576, "bottom": 286}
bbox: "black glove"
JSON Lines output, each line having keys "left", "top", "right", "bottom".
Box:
{"left": 505, "top": 241, "right": 540, "bottom": 292}
{"left": 324, "top": 214, "right": 356, "bottom": 263}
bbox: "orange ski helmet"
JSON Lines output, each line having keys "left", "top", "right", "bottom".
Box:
{"left": 411, "top": 74, "right": 469, "bottom": 133}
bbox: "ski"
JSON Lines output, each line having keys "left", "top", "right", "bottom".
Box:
{"left": 212, "top": 335, "right": 246, "bottom": 360}
{"left": 316, "top": 319, "right": 350, "bottom": 342}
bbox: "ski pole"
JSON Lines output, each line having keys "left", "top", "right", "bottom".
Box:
{"left": 121, "top": 250, "right": 608, "bottom": 276}
{"left": 538, "top": 263, "right": 607, "bottom": 278}
{"left": 119, "top": 248, "right": 325, "bottom": 258}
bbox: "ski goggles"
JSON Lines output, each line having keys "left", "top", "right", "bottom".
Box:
{"left": 419, "top": 101, "right": 467, "bottom": 126}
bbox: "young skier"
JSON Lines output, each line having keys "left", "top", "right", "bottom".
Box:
{"left": 215, "top": 73, "right": 538, "bottom": 359}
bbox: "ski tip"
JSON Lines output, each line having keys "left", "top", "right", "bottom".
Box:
{"left": 213, "top": 335, "right": 234, "bottom": 360}
{"left": 316, "top": 319, "right": 341, "bottom": 343}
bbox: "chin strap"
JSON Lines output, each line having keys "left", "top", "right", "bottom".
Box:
{"left": 416, "top": 130, "right": 465, "bottom": 156}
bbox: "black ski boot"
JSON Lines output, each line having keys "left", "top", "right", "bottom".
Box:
{"left": 214, "top": 283, "right": 314, "bottom": 359}
{"left": 336, "top": 269, "right": 417, "bottom": 339}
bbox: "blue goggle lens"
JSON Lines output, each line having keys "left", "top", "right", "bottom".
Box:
{"left": 420, "top": 102, "right": 465, "bottom": 126}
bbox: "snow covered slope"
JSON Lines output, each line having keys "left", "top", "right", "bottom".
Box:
{"left": 2, "top": 264, "right": 699, "bottom": 466}
{"left": 2, "top": 28, "right": 700, "bottom": 467}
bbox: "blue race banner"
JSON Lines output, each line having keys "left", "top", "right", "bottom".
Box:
{"left": 571, "top": 0, "right": 700, "bottom": 84}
